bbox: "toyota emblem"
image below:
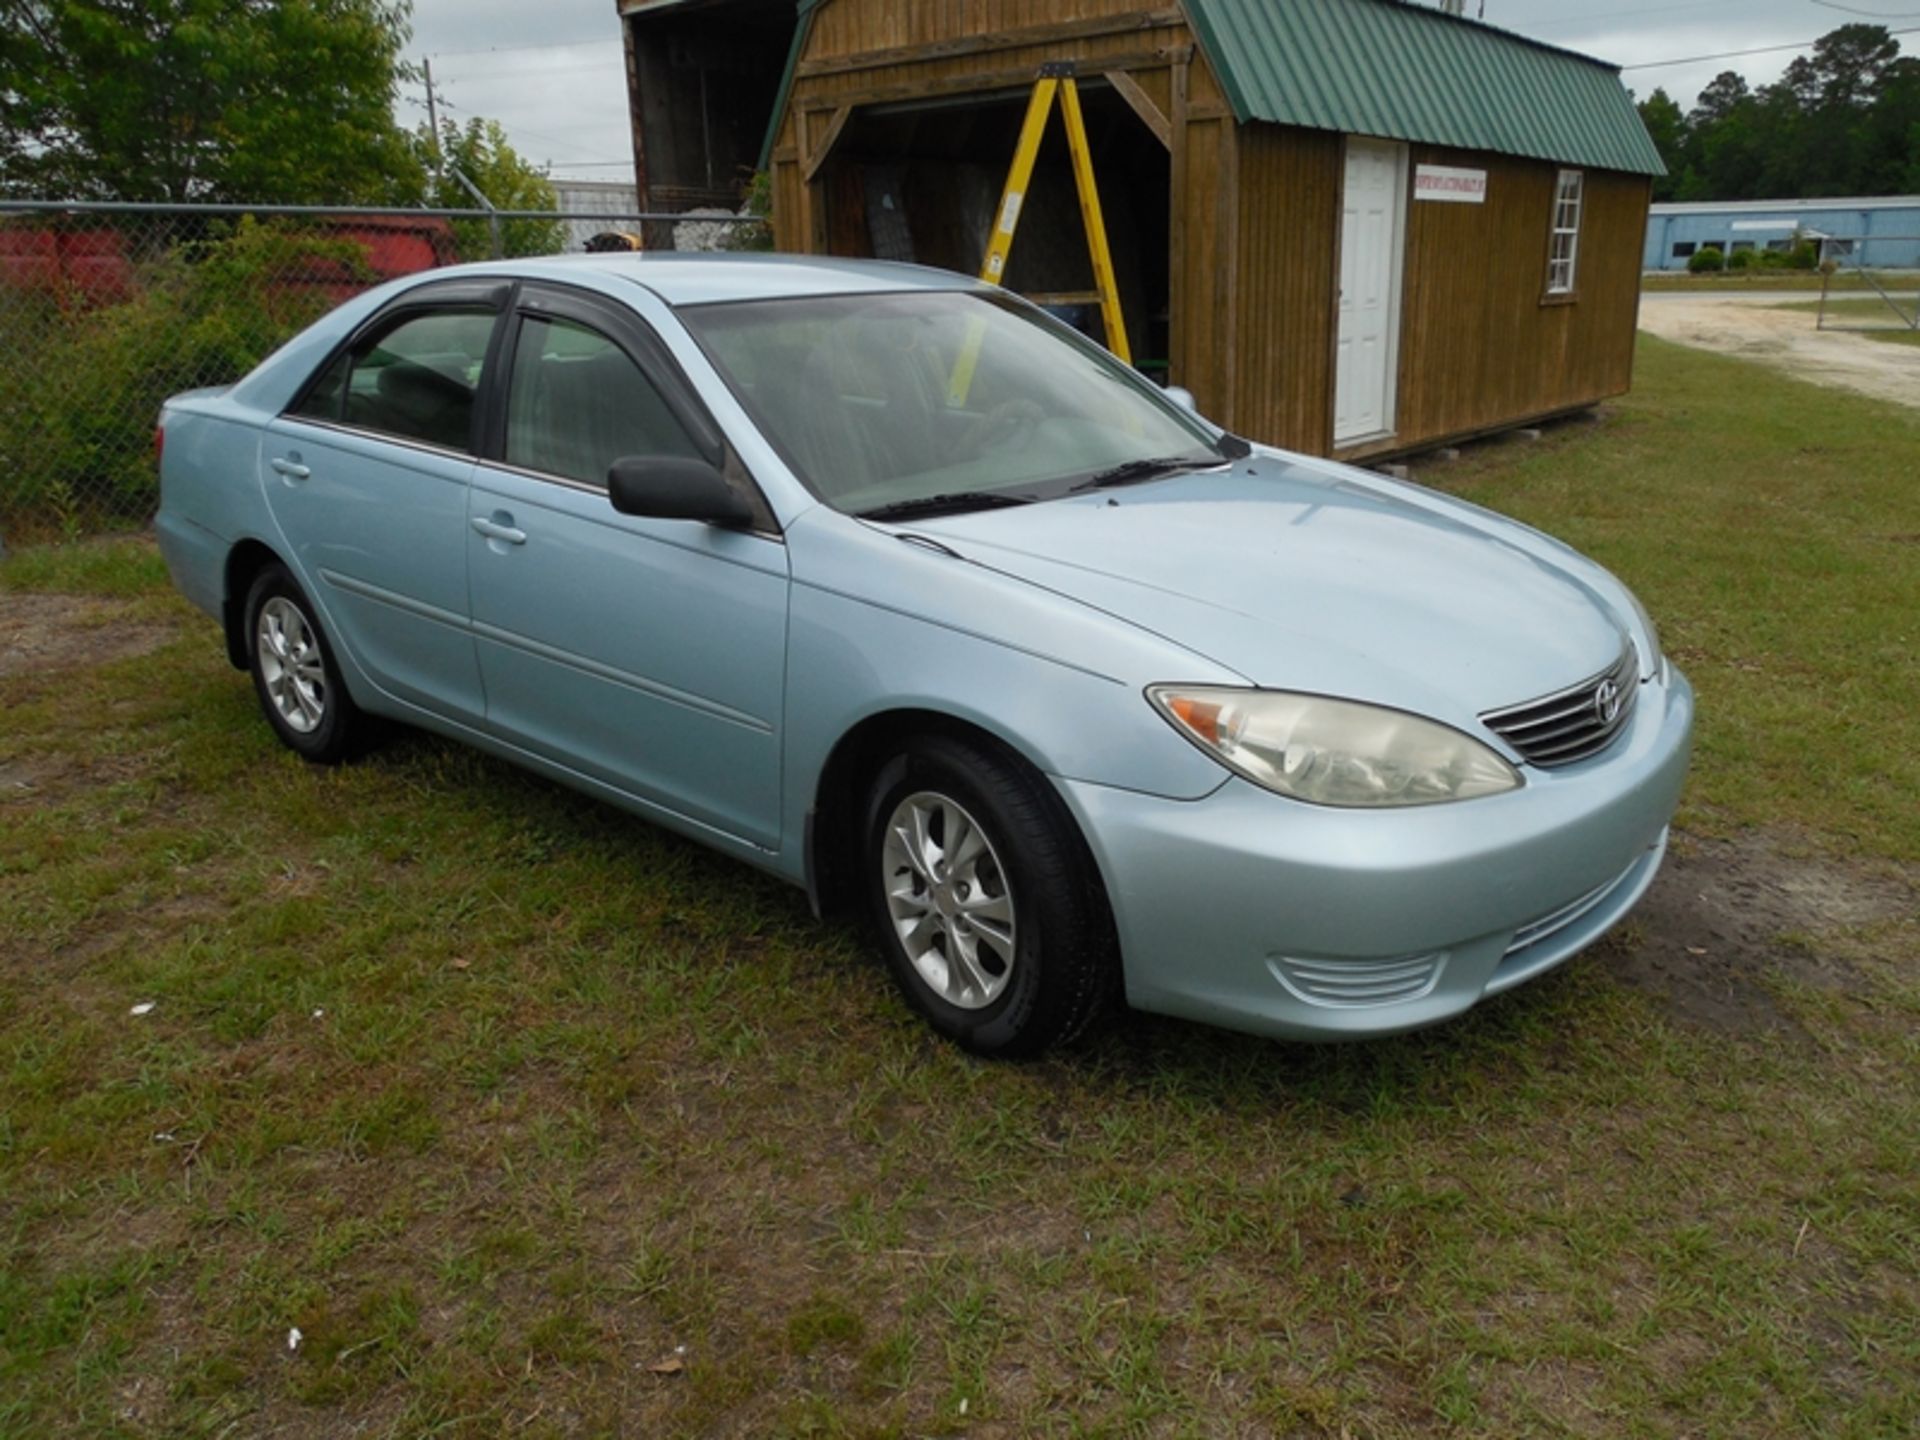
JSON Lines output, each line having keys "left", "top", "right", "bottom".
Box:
{"left": 1594, "top": 677, "right": 1622, "bottom": 726}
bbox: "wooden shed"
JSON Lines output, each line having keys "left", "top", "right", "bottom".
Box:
{"left": 618, "top": 0, "right": 1665, "bottom": 461}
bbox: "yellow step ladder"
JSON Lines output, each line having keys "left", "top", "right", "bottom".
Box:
{"left": 977, "top": 61, "right": 1132, "bottom": 366}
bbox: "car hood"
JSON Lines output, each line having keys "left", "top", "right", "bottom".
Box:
{"left": 898, "top": 453, "right": 1638, "bottom": 725}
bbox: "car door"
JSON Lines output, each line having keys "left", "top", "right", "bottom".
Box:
{"left": 264, "top": 281, "right": 505, "bottom": 724}
{"left": 467, "top": 283, "right": 790, "bottom": 849}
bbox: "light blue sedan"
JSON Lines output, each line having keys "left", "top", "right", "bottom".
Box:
{"left": 156, "top": 254, "right": 1692, "bottom": 1055}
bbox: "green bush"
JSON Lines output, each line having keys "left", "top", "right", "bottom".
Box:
{"left": 721, "top": 169, "right": 776, "bottom": 254}
{"left": 1726, "top": 246, "right": 1757, "bottom": 270}
{"left": 1687, "top": 246, "right": 1726, "bottom": 273}
{"left": 1788, "top": 240, "right": 1819, "bottom": 270}
{"left": 0, "top": 220, "right": 370, "bottom": 535}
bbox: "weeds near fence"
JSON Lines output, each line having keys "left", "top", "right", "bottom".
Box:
{"left": 1, "top": 221, "right": 369, "bottom": 537}
{"left": 0, "top": 201, "right": 767, "bottom": 540}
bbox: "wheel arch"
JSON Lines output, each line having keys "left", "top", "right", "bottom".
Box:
{"left": 805, "top": 706, "right": 1106, "bottom": 924}
{"left": 221, "top": 537, "right": 286, "bottom": 670}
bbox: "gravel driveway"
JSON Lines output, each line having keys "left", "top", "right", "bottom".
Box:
{"left": 1638, "top": 292, "right": 1920, "bottom": 410}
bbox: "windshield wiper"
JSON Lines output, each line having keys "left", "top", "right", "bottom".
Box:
{"left": 855, "top": 491, "right": 1035, "bottom": 522}
{"left": 1068, "top": 455, "right": 1224, "bottom": 493}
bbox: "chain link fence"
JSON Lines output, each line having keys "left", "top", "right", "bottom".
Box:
{"left": 0, "top": 200, "right": 768, "bottom": 542}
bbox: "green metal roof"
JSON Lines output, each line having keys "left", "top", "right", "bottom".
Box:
{"left": 752, "top": 0, "right": 1664, "bottom": 178}
{"left": 1185, "top": 0, "right": 1664, "bottom": 176}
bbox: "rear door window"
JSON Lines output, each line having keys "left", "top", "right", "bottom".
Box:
{"left": 299, "top": 309, "right": 497, "bottom": 454}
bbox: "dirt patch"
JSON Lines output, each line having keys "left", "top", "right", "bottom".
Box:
{"left": 1637, "top": 297, "right": 1920, "bottom": 410}
{"left": 0, "top": 592, "right": 176, "bottom": 678}
{"left": 1601, "top": 829, "right": 1916, "bottom": 1034}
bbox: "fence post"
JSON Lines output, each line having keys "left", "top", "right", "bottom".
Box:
{"left": 448, "top": 168, "right": 503, "bottom": 258}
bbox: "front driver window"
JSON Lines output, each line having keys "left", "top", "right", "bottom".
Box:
{"left": 504, "top": 315, "right": 701, "bottom": 488}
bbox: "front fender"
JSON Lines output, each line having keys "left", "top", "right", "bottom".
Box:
{"left": 779, "top": 509, "right": 1239, "bottom": 863}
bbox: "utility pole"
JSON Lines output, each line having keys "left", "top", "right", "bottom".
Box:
{"left": 423, "top": 56, "right": 443, "bottom": 177}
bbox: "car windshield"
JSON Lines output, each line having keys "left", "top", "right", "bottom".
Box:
{"left": 680, "top": 290, "right": 1225, "bottom": 515}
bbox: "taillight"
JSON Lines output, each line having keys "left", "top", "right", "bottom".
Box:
{"left": 154, "top": 421, "right": 165, "bottom": 468}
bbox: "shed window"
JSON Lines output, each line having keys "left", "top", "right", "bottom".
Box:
{"left": 1671, "top": 241, "right": 1697, "bottom": 259}
{"left": 1547, "top": 169, "right": 1583, "bottom": 295}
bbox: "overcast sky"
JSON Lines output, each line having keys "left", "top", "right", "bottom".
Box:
{"left": 400, "top": 0, "right": 1919, "bottom": 184}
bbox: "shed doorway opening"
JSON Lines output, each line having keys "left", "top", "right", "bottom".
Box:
{"left": 1334, "top": 138, "right": 1408, "bottom": 446}
{"left": 625, "top": 0, "right": 795, "bottom": 241}
{"left": 812, "top": 82, "right": 1173, "bottom": 378}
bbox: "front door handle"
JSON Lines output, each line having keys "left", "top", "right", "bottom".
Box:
{"left": 271, "top": 457, "right": 311, "bottom": 480}
{"left": 471, "top": 515, "right": 527, "bottom": 546}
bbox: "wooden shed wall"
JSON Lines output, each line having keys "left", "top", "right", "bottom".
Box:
{"left": 1231, "top": 125, "right": 1342, "bottom": 453}
{"left": 1226, "top": 133, "right": 1650, "bottom": 459}
{"left": 1381, "top": 147, "right": 1650, "bottom": 454}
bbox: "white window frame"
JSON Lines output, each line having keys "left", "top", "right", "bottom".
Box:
{"left": 1546, "top": 169, "right": 1583, "bottom": 296}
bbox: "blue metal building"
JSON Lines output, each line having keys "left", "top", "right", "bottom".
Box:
{"left": 1643, "top": 197, "right": 1920, "bottom": 270}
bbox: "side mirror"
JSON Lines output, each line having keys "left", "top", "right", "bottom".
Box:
{"left": 607, "top": 455, "right": 754, "bottom": 528}
{"left": 1163, "top": 385, "right": 1198, "bottom": 414}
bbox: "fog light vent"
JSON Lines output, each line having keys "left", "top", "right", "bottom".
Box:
{"left": 1268, "top": 952, "right": 1447, "bottom": 1008}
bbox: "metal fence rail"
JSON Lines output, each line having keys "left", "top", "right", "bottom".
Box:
{"left": 1815, "top": 235, "right": 1920, "bottom": 335}
{"left": 0, "top": 199, "right": 766, "bottom": 540}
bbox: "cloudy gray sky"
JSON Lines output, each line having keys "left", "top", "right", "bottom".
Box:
{"left": 400, "top": 0, "right": 1920, "bottom": 184}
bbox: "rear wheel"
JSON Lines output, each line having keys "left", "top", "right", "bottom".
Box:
{"left": 863, "top": 734, "right": 1118, "bottom": 1056}
{"left": 244, "top": 564, "right": 360, "bottom": 764}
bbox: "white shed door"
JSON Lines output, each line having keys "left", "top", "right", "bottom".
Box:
{"left": 1334, "top": 139, "right": 1408, "bottom": 445}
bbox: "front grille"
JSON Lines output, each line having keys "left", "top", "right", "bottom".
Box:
{"left": 1481, "top": 640, "right": 1639, "bottom": 768}
{"left": 1269, "top": 952, "right": 1447, "bottom": 1008}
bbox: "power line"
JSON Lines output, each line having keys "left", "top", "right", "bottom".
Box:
{"left": 1527, "top": 1, "right": 1730, "bottom": 32}
{"left": 424, "top": 36, "right": 620, "bottom": 59}
{"left": 1807, "top": 0, "right": 1920, "bottom": 16}
{"left": 435, "top": 57, "right": 628, "bottom": 78}
{"left": 1618, "top": 24, "right": 1920, "bottom": 67}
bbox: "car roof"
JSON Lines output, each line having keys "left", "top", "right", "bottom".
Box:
{"left": 459, "top": 252, "right": 991, "bottom": 308}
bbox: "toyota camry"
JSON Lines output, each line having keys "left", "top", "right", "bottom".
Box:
{"left": 156, "top": 254, "right": 1692, "bottom": 1055}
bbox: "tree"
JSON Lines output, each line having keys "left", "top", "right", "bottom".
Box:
{"left": 1636, "top": 88, "right": 1687, "bottom": 201}
{"left": 409, "top": 118, "right": 563, "bottom": 260}
{"left": 0, "top": 0, "right": 423, "bottom": 203}
{"left": 1689, "top": 70, "right": 1752, "bottom": 129}
{"left": 1659, "top": 26, "right": 1917, "bottom": 202}
{"left": 1805, "top": 23, "right": 1901, "bottom": 108}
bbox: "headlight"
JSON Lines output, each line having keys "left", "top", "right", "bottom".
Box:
{"left": 1148, "top": 687, "right": 1522, "bottom": 807}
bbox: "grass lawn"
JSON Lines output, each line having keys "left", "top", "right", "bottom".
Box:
{"left": 1, "top": 336, "right": 1916, "bottom": 1437}
{"left": 1767, "top": 298, "right": 1920, "bottom": 348}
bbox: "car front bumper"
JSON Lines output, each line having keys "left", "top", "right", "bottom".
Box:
{"left": 1056, "top": 666, "right": 1694, "bottom": 1041}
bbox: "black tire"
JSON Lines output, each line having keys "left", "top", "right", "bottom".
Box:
{"left": 243, "top": 563, "right": 361, "bottom": 765}
{"left": 863, "top": 733, "right": 1119, "bottom": 1057}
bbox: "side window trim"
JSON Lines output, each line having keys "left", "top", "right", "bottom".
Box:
{"left": 492, "top": 283, "right": 726, "bottom": 468}
{"left": 281, "top": 280, "right": 511, "bottom": 456}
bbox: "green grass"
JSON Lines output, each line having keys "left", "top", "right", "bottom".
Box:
{"left": 1766, "top": 298, "right": 1920, "bottom": 347}
{"left": 1, "top": 336, "right": 1917, "bottom": 1436}
{"left": 1442, "top": 336, "right": 1920, "bottom": 863}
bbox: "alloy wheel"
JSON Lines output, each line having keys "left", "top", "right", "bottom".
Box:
{"left": 879, "top": 790, "right": 1018, "bottom": 1010}
{"left": 255, "top": 596, "right": 328, "bottom": 735}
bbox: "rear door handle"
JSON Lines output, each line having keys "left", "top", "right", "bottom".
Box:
{"left": 471, "top": 515, "right": 527, "bottom": 546}
{"left": 271, "top": 457, "right": 311, "bottom": 480}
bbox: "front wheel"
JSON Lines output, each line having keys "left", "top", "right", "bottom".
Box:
{"left": 864, "top": 734, "right": 1118, "bottom": 1056}
{"left": 244, "top": 564, "right": 361, "bottom": 764}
